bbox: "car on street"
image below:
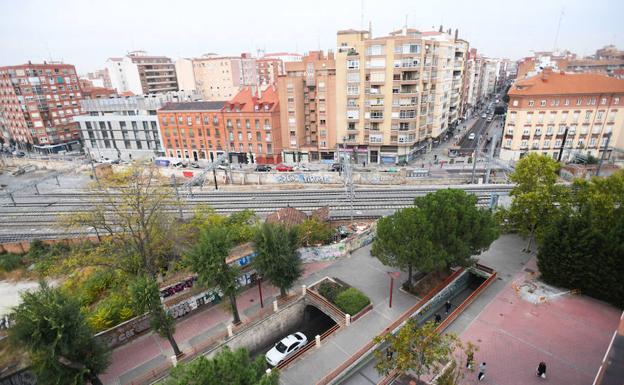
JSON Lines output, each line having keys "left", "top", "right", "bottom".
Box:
{"left": 265, "top": 332, "right": 308, "bottom": 367}
{"left": 329, "top": 163, "right": 342, "bottom": 172}
{"left": 12, "top": 150, "right": 26, "bottom": 157}
{"left": 275, "top": 163, "right": 294, "bottom": 172}
{"left": 190, "top": 162, "right": 201, "bottom": 168}
{"left": 486, "top": 116, "right": 493, "bottom": 122}
{"left": 481, "top": 114, "right": 487, "bottom": 119}
{"left": 293, "top": 165, "right": 311, "bottom": 171}
{"left": 468, "top": 133, "right": 476, "bottom": 140}
{"left": 255, "top": 164, "right": 271, "bottom": 172}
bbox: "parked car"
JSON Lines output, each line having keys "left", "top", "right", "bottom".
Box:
{"left": 481, "top": 113, "right": 487, "bottom": 119}
{"left": 12, "top": 151, "right": 26, "bottom": 157}
{"left": 293, "top": 165, "right": 311, "bottom": 171}
{"left": 276, "top": 164, "right": 293, "bottom": 172}
{"left": 468, "top": 133, "right": 476, "bottom": 140}
{"left": 265, "top": 332, "right": 308, "bottom": 367}
{"left": 190, "top": 162, "right": 201, "bottom": 168}
{"left": 255, "top": 164, "right": 271, "bottom": 172}
{"left": 329, "top": 163, "right": 342, "bottom": 172}
{"left": 486, "top": 116, "right": 493, "bottom": 122}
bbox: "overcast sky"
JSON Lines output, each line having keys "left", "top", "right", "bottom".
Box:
{"left": 1, "top": 0, "right": 622, "bottom": 73}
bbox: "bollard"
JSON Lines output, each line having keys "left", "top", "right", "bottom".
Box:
{"left": 345, "top": 314, "right": 351, "bottom": 326}
{"left": 302, "top": 285, "right": 307, "bottom": 295}
{"left": 227, "top": 324, "right": 233, "bottom": 337}
{"left": 315, "top": 335, "right": 321, "bottom": 348}
{"left": 273, "top": 300, "right": 279, "bottom": 312}
{"left": 266, "top": 368, "right": 272, "bottom": 375}
{"left": 170, "top": 355, "right": 178, "bottom": 367}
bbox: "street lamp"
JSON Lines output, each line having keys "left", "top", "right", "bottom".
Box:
{"left": 387, "top": 271, "right": 401, "bottom": 308}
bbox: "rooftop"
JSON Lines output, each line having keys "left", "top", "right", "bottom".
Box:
{"left": 509, "top": 69, "right": 624, "bottom": 96}
{"left": 223, "top": 86, "right": 279, "bottom": 113}
{"left": 159, "top": 101, "right": 226, "bottom": 111}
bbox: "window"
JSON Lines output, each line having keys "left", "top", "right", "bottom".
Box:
{"left": 596, "top": 111, "right": 604, "bottom": 120}
{"left": 505, "top": 139, "right": 512, "bottom": 147}
{"left": 245, "top": 119, "right": 250, "bottom": 129}
{"left": 534, "top": 128, "right": 542, "bottom": 136}
{"left": 528, "top": 100, "right": 535, "bottom": 107}
{"left": 347, "top": 72, "right": 360, "bottom": 83}
{"left": 523, "top": 128, "right": 530, "bottom": 136}
{"left": 544, "top": 139, "right": 551, "bottom": 148}
{"left": 186, "top": 117, "right": 192, "bottom": 126}
{"left": 512, "top": 100, "right": 518, "bottom": 107}
{"left": 236, "top": 119, "right": 241, "bottom": 129}
{"left": 256, "top": 132, "right": 261, "bottom": 141}
{"left": 347, "top": 60, "right": 359, "bottom": 69}
{"left": 564, "top": 99, "right": 570, "bottom": 106}
{"left": 585, "top": 111, "right": 592, "bottom": 121}
{"left": 540, "top": 100, "right": 546, "bottom": 107}
{"left": 589, "top": 137, "right": 596, "bottom": 147}
{"left": 347, "top": 110, "right": 359, "bottom": 119}
{"left": 347, "top": 84, "right": 359, "bottom": 95}
{"left": 546, "top": 126, "right": 553, "bottom": 135}
{"left": 526, "top": 114, "right": 533, "bottom": 123}
{"left": 555, "top": 139, "right": 562, "bottom": 147}
{"left": 601, "top": 97, "right": 607, "bottom": 105}
{"left": 614, "top": 97, "right": 620, "bottom": 104}
{"left": 521, "top": 140, "right": 528, "bottom": 148}
{"left": 537, "top": 114, "right": 544, "bottom": 123}
{"left": 366, "top": 44, "right": 384, "bottom": 55}
{"left": 247, "top": 132, "right": 252, "bottom": 141}
{"left": 576, "top": 98, "right": 582, "bottom": 106}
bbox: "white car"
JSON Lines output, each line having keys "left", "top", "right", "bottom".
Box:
{"left": 468, "top": 133, "right": 476, "bottom": 140}
{"left": 265, "top": 332, "right": 308, "bottom": 367}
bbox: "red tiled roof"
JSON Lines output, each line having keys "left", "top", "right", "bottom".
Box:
{"left": 224, "top": 86, "right": 279, "bottom": 113}
{"left": 509, "top": 70, "right": 624, "bottom": 96}
{"left": 265, "top": 207, "right": 308, "bottom": 226}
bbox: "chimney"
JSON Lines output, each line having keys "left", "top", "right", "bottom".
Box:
{"left": 439, "top": 25, "right": 443, "bottom": 32}
{"left": 454, "top": 29, "right": 459, "bottom": 41}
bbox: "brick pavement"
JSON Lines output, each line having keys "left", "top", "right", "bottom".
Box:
{"left": 456, "top": 257, "right": 621, "bottom": 385}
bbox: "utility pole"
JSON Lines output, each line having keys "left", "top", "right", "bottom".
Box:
{"left": 484, "top": 133, "right": 497, "bottom": 184}
{"left": 470, "top": 132, "right": 481, "bottom": 184}
{"left": 596, "top": 133, "right": 612, "bottom": 177}
{"left": 557, "top": 127, "right": 569, "bottom": 162}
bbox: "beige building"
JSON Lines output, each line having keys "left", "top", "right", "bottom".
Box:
{"left": 335, "top": 28, "right": 469, "bottom": 164}
{"left": 190, "top": 54, "right": 257, "bottom": 101}
{"left": 277, "top": 51, "right": 337, "bottom": 162}
{"left": 174, "top": 58, "right": 197, "bottom": 92}
{"left": 502, "top": 69, "right": 624, "bottom": 162}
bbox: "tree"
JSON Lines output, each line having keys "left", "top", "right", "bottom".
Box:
{"left": 187, "top": 226, "right": 242, "bottom": 324}
{"left": 63, "top": 163, "right": 180, "bottom": 276}
{"left": 254, "top": 223, "right": 303, "bottom": 298}
{"left": 9, "top": 283, "right": 109, "bottom": 385}
{"left": 537, "top": 171, "right": 624, "bottom": 307}
{"left": 373, "top": 320, "right": 461, "bottom": 383}
{"left": 296, "top": 218, "right": 334, "bottom": 247}
{"left": 506, "top": 153, "right": 566, "bottom": 252}
{"left": 413, "top": 189, "right": 499, "bottom": 269}
{"left": 372, "top": 207, "right": 435, "bottom": 287}
{"left": 129, "top": 275, "right": 182, "bottom": 356}
{"left": 166, "top": 347, "right": 278, "bottom": 385}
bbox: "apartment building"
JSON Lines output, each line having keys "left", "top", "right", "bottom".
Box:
{"left": 0, "top": 61, "right": 84, "bottom": 149}
{"left": 255, "top": 52, "right": 304, "bottom": 86}
{"left": 222, "top": 86, "right": 282, "bottom": 164}
{"left": 174, "top": 58, "right": 197, "bottom": 92}
{"left": 157, "top": 101, "right": 226, "bottom": 162}
{"left": 84, "top": 69, "right": 112, "bottom": 89}
{"left": 75, "top": 91, "right": 201, "bottom": 161}
{"left": 79, "top": 79, "right": 117, "bottom": 99}
{"left": 502, "top": 69, "right": 624, "bottom": 162}
{"left": 277, "top": 51, "right": 337, "bottom": 163}
{"left": 190, "top": 54, "right": 257, "bottom": 101}
{"left": 106, "top": 51, "right": 178, "bottom": 95}
{"left": 336, "top": 28, "right": 469, "bottom": 164}
{"left": 480, "top": 58, "right": 500, "bottom": 99}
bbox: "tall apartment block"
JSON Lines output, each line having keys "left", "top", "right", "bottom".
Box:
{"left": 106, "top": 51, "right": 178, "bottom": 95}
{"left": 75, "top": 91, "right": 201, "bottom": 161}
{"left": 0, "top": 62, "right": 84, "bottom": 149}
{"left": 277, "top": 51, "right": 337, "bottom": 162}
{"left": 256, "top": 52, "right": 303, "bottom": 86}
{"left": 336, "top": 28, "right": 470, "bottom": 164}
{"left": 502, "top": 69, "right": 624, "bottom": 162}
{"left": 183, "top": 54, "right": 258, "bottom": 101}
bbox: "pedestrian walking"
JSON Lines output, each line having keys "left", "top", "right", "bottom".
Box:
{"left": 445, "top": 300, "right": 452, "bottom": 314}
{"left": 434, "top": 313, "right": 442, "bottom": 324}
{"left": 466, "top": 351, "right": 474, "bottom": 370}
{"left": 477, "top": 362, "right": 486, "bottom": 381}
{"left": 536, "top": 361, "right": 547, "bottom": 378}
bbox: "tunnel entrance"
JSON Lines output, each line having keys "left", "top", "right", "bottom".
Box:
{"left": 250, "top": 304, "right": 337, "bottom": 360}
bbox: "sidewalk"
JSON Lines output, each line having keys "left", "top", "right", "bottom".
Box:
{"left": 100, "top": 260, "right": 334, "bottom": 385}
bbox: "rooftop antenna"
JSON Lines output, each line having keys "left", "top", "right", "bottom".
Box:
{"left": 553, "top": 6, "right": 565, "bottom": 52}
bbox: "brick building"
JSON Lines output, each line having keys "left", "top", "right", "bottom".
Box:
{"left": 502, "top": 69, "right": 624, "bottom": 162}
{"left": 222, "top": 86, "right": 282, "bottom": 164}
{"left": 0, "top": 61, "right": 84, "bottom": 150}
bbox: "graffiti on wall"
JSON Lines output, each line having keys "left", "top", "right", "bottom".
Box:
{"left": 275, "top": 174, "right": 331, "bottom": 184}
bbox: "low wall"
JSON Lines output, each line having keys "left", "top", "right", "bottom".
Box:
{"left": 0, "top": 236, "right": 100, "bottom": 254}
{"left": 205, "top": 298, "right": 306, "bottom": 359}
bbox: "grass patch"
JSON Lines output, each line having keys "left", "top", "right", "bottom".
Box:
{"left": 334, "top": 288, "right": 370, "bottom": 315}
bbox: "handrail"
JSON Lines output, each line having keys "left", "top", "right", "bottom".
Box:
{"left": 316, "top": 267, "right": 465, "bottom": 385}
{"left": 277, "top": 323, "right": 342, "bottom": 370}
{"left": 307, "top": 289, "right": 347, "bottom": 325}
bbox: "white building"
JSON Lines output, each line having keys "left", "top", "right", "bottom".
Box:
{"left": 106, "top": 51, "right": 178, "bottom": 95}
{"left": 175, "top": 58, "right": 197, "bottom": 92}
{"left": 74, "top": 91, "right": 200, "bottom": 161}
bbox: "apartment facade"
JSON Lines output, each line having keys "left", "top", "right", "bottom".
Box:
{"left": 277, "top": 51, "right": 337, "bottom": 163}
{"left": 502, "top": 69, "right": 624, "bottom": 162}
{"left": 336, "top": 28, "right": 469, "bottom": 164}
{"left": 174, "top": 58, "right": 197, "bottom": 92}
{"left": 0, "top": 62, "right": 84, "bottom": 149}
{"left": 75, "top": 91, "right": 201, "bottom": 161}
{"left": 106, "top": 51, "right": 178, "bottom": 95}
{"left": 191, "top": 54, "right": 257, "bottom": 101}
{"left": 222, "top": 86, "right": 282, "bottom": 164}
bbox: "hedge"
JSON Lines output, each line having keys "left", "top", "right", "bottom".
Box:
{"left": 334, "top": 287, "right": 370, "bottom": 315}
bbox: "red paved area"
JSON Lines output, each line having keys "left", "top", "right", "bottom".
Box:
{"left": 458, "top": 258, "right": 620, "bottom": 385}
{"left": 100, "top": 260, "right": 335, "bottom": 384}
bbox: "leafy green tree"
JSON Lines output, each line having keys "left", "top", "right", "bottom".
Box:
{"left": 296, "top": 218, "right": 334, "bottom": 246}
{"left": 187, "top": 226, "right": 242, "bottom": 324}
{"left": 373, "top": 320, "right": 460, "bottom": 383}
{"left": 9, "top": 283, "right": 110, "bottom": 385}
{"left": 414, "top": 189, "right": 499, "bottom": 269}
{"left": 372, "top": 207, "right": 435, "bottom": 287}
{"left": 506, "top": 153, "right": 566, "bottom": 252}
{"left": 129, "top": 275, "right": 182, "bottom": 356}
{"left": 537, "top": 171, "right": 624, "bottom": 307}
{"left": 166, "top": 347, "right": 278, "bottom": 385}
{"left": 254, "top": 223, "right": 303, "bottom": 298}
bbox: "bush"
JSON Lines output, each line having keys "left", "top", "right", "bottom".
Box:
{"left": 334, "top": 288, "right": 370, "bottom": 315}
{"left": 0, "top": 253, "right": 23, "bottom": 272}
{"left": 318, "top": 281, "right": 345, "bottom": 303}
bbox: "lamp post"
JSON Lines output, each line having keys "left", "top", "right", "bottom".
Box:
{"left": 257, "top": 276, "right": 264, "bottom": 308}
{"left": 387, "top": 271, "right": 401, "bottom": 308}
